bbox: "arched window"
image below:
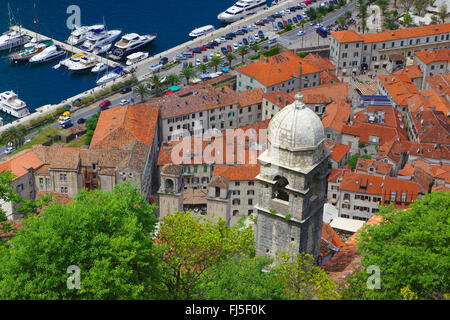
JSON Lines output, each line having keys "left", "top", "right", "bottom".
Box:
{"left": 165, "top": 179, "right": 174, "bottom": 192}
{"left": 272, "top": 176, "right": 289, "bottom": 202}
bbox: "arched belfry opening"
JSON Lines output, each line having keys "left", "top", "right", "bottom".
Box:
{"left": 272, "top": 176, "right": 289, "bottom": 202}
{"left": 165, "top": 179, "right": 174, "bottom": 192}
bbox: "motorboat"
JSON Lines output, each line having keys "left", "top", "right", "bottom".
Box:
{"left": 96, "top": 67, "right": 124, "bottom": 85}
{"left": 108, "top": 33, "right": 156, "bottom": 60}
{"left": 91, "top": 62, "right": 107, "bottom": 73}
{"left": 217, "top": 0, "right": 267, "bottom": 23}
{"left": 92, "top": 43, "right": 111, "bottom": 55}
{"left": 0, "top": 29, "right": 30, "bottom": 51}
{"left": 66, "top": 24, "right": 104, "bottom": 46}
{"left": 29, "top": 44, "right": 66, "bottom": 63}
{"left": 79, "top": 27, "right": 121, "bottom": 52}
{"left": 126, "top": 51, "right": 149, "bottom": 66}
{"left": 189, "top": 25, "right": 215, "bottom": 38}
{"left": 8, "top": 39, "right": 53, "bottom": 62}
{"left": 61, "top": 51, "right": 97, "bottom": 72}
{"left": 0, "top": 91, "right": 30, "bottom": 118}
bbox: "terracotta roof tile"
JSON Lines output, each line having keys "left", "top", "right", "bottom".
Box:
{"left": 319, "top": 70, "right": 341, "bottom": 85}
{"left": 0, "top": 150, "right": 43, "bottom": 179}
{"left": 321, "top": 101, "right": 351, "bottom": 132}
{"left": 425, "top": 73, "right": 450, "bottom": 98}
{"left": 410, "top": 109, "right": 450, "bottom": 144}
{"left": 355, "top": 157, "right": 393, "bottom": 175}
{"left": 331, "top": 29, "right": 363, "bottom": 43}
{"left": 237, "top": 51, "right": 320, "bottom": 87}
{"left": 213, "top": 164, "right": 260, "bottom": 181}
{"left": 407, "top": 89, "right": 450, "bottom": 115}
{"left": 392, "top": 65, "right": 423, "bottom": 79}
{"left": 329, "top": 143, "right": 351, "bottom": 162}
{"left": 378, "top": 75, "right": 419, "bottom": 105}
{"left": 415, "top": 48, "right": 450, "bottom": 65}
{"left": 361, "top": 23, "right": 450, "bottom": 43}
{"left": 303, "top": 54, "right": 336, "bottom": 72}
{"left": 263, "top": 90, "right": 295, "bottom": 109}
{"left": 209, "top": 176, "right": 230, "bottom": 188}
{"left": 289, "top": 82, "right": 349, "bottom": 104}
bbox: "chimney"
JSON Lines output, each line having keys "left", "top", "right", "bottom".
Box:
{"left": 277, "top": 95, "right": 281, "bottom": 105}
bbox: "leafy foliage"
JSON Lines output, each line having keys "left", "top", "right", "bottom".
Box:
{"left": 346, "top": 154, "right": 371, "bottom": 169}
{"left": 345, "top": 193, "right": 450, "bottom": 300}
{"left": 0, "top": 183, "right": 162, "bottom": 299}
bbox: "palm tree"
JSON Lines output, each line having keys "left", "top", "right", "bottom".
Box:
{"left": 361, "top": 17, "right": 368, "bottom": 33}
{"left": 134, "top": 83, "right": 150, "bottom": 103}
{"left": 438, "top": 4, "right": 447, "bottom": 24}
{"left": 148, "top": 74, "right": 162, "bottom": 97}
{"left": 225, "top": 52, "right": 236, "bottom": 69}
{"left": 236, "top": 45, "right": 249, "bottom": 65}
{"left": 299, "top": 19, "right": 307, "bottom": 48}
{"left": 337, "top": 16, "right": 347, "bottom": 30}
{"left": 316, "top": 15, "right": 323, "bottom": 46}
{"left": 197, "top": 63, "right": 208, "bottom": 74}
{"left": 249, "top": 43, "right": 260, "bottom": 55}
{"left": 344, "top": 10, "right": 352, "bottom": 21}
{"left": 208, "top": 56, "right": 221, "bottom": 72}
{"left": 306, "top": 7, "right": 317, "bottom": 20}
{"left": 180, "top": 66, "right": 195, "bottom": 85}
{"left": 166, "top": 73, "right": 180, "bottom": 86}
{"left": 2, "top": 127, "right": 25, "bottom": 150}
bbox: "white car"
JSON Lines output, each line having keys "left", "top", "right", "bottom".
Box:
{"left": 233, "top": 43, "right": 239, "bottom": 50}
{"left": 220, "top": 36, "right": 226, "bottom": 42}
{"left": 209, "top": 52, "right": 214, "bottom": 58}
{"left": 24, "top": 138, "right": 31, "bottom": 144}
{"left": 120, "top": 99, "right": 129, "bottom": 105}
{"left": 254, "top": 34, "right": 259, "bottom": 41}
{"left": 59, "top": 116, "right": 71, "bottom": 125}
{"left": 215, "top": 38, "right": 222, "bottom": 43}
{"left": 297, "top": 30, "right": 305, "bottom": 36}
{"left": 4, "top": 146, "right": 15, "bottom": 154}
{"left": 149, "top": 63, "right": 161, "bottom": 72}
{"left": 195, "top": 58, "right": 201, "bottom": 66}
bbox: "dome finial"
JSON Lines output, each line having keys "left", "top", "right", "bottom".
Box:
{"left": 294, "top": 92, "right": 305, "bottom": 109}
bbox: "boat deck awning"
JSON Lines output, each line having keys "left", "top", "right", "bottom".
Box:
{"left": 168, "top": 85, "right": 181, "bottom": 92}
{"left": 220, "top": 67, "right": 230, "bottom": 72}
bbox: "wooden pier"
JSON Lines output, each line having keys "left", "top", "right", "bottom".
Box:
{"left": 10, "top": 25, "right": 121, "bottom": 68}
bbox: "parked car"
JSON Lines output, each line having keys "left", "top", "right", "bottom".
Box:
{"left": 243, "top": 37, "right": 249, "bottom": 45}
{"left": 221, "top": 46, "right": 228, "bottom": 54}
{"left": 61, "top": 121, "right": 73, "bottom": 129}
{"left": 192, "top": 47, "right": 201, "bottom": 53}
{"left": 159, "top": 56, "right": 168, "bottom": 65}
{"left": 233, "top": 43, "right": 239, "bottom": 50}
{"left": 297, "top": 30, "right": 305, "bottom": 36}
{"left": 175, "top": 54, "right": 187, "bottom": 60}
{"left": 120, "top": 87, "right": 131, "bottom": 94}
{"left": 256, "top": 19, "right": 265, "bottom": 26}
{"left": 238, "top": 41, "right": 243, "bottom": 47}
{"left": 258, "top": 31, "right": 265, "bottom": 39}
{"left": 200, "top": 46, "right": 207, "bottom": 51}
{"left": 99, "top": 100, "right": 111, "bottom": 109}
{"left": 120, "top": 99, "right": 129, "bottom": 105}
{"left": 273, "top": 24, "right": 278, "bottom": 32}
{"left": 267, "top": 38, "right": 277, "bottom": 44}
{"left": 77, "top": 118, "right": 86, "bottom": 124}
{"left": 4, "top": 146, "right": 15, "bottom": 154}
{"left": 287, "top": 18, "right": 293, "bottom": 25}
{"left": 248, "top": 35, "right": 255, "bottom": 43}
{"left": 203, "top": 55, "right": 208, "bottom": 62}
{"left": 195, "top": 58, "right": 201, "bottom": 66}
{"left": 254, "top": 34, "right": 259, "bottom": 41}
{"left": 149, "top": 63, "right": 161, "bottom": 72}
{"left": 227, "top": 45, "right": 232, "bottom": 52}
{"left": 297, "top": 14, "right": 302, "bottom": 20}
{"left": 292, "top": 17, "right": 298, "bottom": 23}
{"left": 277, "top": 21, "right": 284, "bottom": 29}
{"left": 266, "top": 16, "right": 275, "bottom": 22}
{"left": 235, "top": 29, "right": 245, "bottom": 35}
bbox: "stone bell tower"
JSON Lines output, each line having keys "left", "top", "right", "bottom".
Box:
{"left": 254, "top": 93, "right": 329, "bottom": 263}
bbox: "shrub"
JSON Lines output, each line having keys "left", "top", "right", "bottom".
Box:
{"left": 285, "top": 214, "right": 291, "bottom": 222}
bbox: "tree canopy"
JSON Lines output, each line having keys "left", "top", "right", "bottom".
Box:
{"left": 341, "top": 192, "right": 450, "bottom": 300}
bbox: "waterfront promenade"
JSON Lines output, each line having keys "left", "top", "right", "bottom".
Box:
{"left": 0, "top": 0, "right": 307, "bottom": 135}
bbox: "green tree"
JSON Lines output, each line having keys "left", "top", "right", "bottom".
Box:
{"left": 180, "top": 66, "right": 196, "bottom": 85}
{"left": 414, "top": 0, "right": 426, "bottom": 16}
{"left": 156, "top": 211, "right": 254, "bottom": 299}
{"left": 347, "top": 192, "right": 450, "bottom": 300}
{"left": 399, "top": 0, "right": 414, "bottom": 13}
{"left": 337, "top": 16, "right": 347, "bottom": 29}
{"left": 431, "top": 15, "right": 438, "bottom": 24}
{"left": 299, "top": 19, "right": 307, "bottom": 48}
{"left": 438, "top": 4, "right": 447, "bottom": 23}
{"left": 236, "top": 45, "right": 249, "bottom": 65}
{"left": 346, "top": 154, "right": 371, "bottom": 169}
{"left": 197, "top": 63, "right": 208, "bottom": 74}
{"left": 148, "top": 74, "right": 163, "bottom": 97}
{"left": 84, "top": 111, "right": 100, "bottom": 145}
{"left": 166, "top": 73, "right": 180, "bottom": 86}
{"left": 0, "top": 183, "right": 162, "bottom": 299}
{"left": 2, "top": 127, "right": 25, "bottom": 150}
{"left": 274, "top": 250, "right": 341, "bottom": 300}
{"left": 208, "top": 56, "right": 221, "bottom": 72}
{"left": 249, "top": 42, "right": 260, "bottom": 55}
{"left": 196, "top": 255, "right": 284, "bottom": 300}
{"left": 224, "top": 52, "right": 236, "bottom": 69}
{"left": 306, "top": 7, "right": 317, "bottom": 20}
{"left": 316, "top": 15, "right": 324, "bottom": 46}
{"left": 133, "top": 83, "right": 150, "bottom": 103}
{"left": 344, "top": 10, "right": 353, "bottom": 21}
{"left": 403, "top": 12, "right": 413, "bottom": 26}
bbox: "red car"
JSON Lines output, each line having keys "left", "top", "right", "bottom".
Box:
{"left": 99, "top": 100, "right": 111, "bottom": 109}
{"left": 256, "top": 20, "right": 265, "bottom": 26}
{"left": 283, "top": 20, "right": 288, "bottom": 25}
{"left": 200, "top": 46, "right": 206, "bottom": 51}
{"left": 306, "top": 0, "right": 312, "bottom": 4}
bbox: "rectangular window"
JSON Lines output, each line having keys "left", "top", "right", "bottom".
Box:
{"left": 60, "top": 186, "right": 68, "bottom": 194}
{"left": 59, "top": 174, "right": 67, "bottom": 181}
{"left": 203, "top": 165, "right": 207, "bottom": 173}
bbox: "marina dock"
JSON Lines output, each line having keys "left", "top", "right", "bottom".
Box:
{"left": 10, "top": 25, "right": 121, "bottom": 69}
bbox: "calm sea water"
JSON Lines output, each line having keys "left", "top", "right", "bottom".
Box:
{"left": 0, "top": 0, "right": 272, "bottom": 124}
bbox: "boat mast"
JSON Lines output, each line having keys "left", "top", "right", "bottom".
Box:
{"left": 33, "top": 3, "right": 39, "bottom": 43}
{"left": 7, "top": 2, "right": 13, "bottom": 29}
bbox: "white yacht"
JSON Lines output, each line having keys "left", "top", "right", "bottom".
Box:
{"left": 79, "top": 27, "right": 122, "bottom": 52}
{"left": 66, "top": 24, "right": 104, "bottom": 46}
{"left": 189, "top": 25, "right": 215, "bottom": 38}
{"left": 29, "top": 44, "right": 66, "bottom": 63}
{"left": 92, "top": 43, "right": 111, "bottom": 55}
{"left": 91, "top": 62, "right": 107, "bottom": 73}
{"left": 96, "top": 67, "right": 124, "bottom": 85}
{"left": 108, "top": 33, "right": 156, "bottom": 60}
{"left": 126, "top": 51, "right": 149, "bottom": 66}
{"left": 61, "top": 51, "right": 97, "bottom": 72}
{"left": 0, "top": 91, "right": 30, "bottom": 118}
{"left": 217, "top": 0, "right": 268, "bottom": 23}
{"left": 0, "top": 29, "right": 30, "bottom": 51}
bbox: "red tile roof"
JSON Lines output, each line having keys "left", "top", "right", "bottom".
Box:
{"left": 407, "top": 89, "right": 450, "bottom": 115}
{"left": 355, "top": 157, "right": 393, "bottom": 175}
{"left": 329, "top": 143, "right": 351, "bottom": 163}
{"left": 90, "top": 104, "right": 159, "bottom": 151}
{"left": 290, "top": 82, "right": 349, "bottom": 104}
{"left": 303, "top": 53, "right": 336, "bottom": 72}
{"left": 321, "top": 101, "right": 351, "bottom": 132}
{"left": 333, "top": 23, "right": 450, "bottom": 44}
{"left": 213, "top": 164, "right": 260, "bottom": 181}
{"left": 415, "top": 48, "right": 450, "bottom": 65}
{"left": 328, "top": 167, "right": 352, "bottom": 183}
{"left": 378, "top": 75, "right": 419, "bottom": 105}
{"left": 425, "top": 73, "right": 450, "bottom": 98}
{"left": 410, "top": 108, "right": 450, "bottom": 144}
{"left": 342, "top": 122, "right": 406, "bottom": 146}
{"left": 320, "top": 70, "right": 341, "bottom": 85}
{"left": 237, "top": 51, "right": 320, "bottom": 87}
{"left": 0, "top": 150, "right": 43, "bottom": 179}
{"left": 263, "top": 90, "right": 295, "bottom": 109}
{"left": 392, "top": 65, "right": 423, "bottom": 79}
